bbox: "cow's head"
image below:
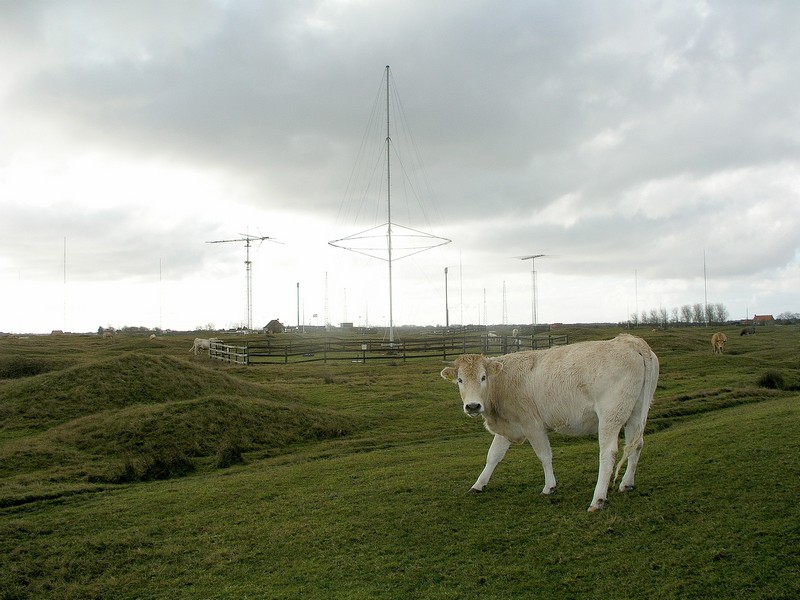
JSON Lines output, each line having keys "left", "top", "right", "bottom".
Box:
{"left": 441, "top": 354, "right": 503, "bottom": 417}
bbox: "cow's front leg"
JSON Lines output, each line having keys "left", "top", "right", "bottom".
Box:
{"left": 471, "top": 434, "right": 511, "bottom": 492}
{"left": 526, "top": 427, "right": 556, "bottom": 494}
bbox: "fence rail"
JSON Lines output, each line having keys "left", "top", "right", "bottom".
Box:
{"left": 209, "top": 341, "right": 248, "bottom": 365}
{"left": 208, "top": 333, "right": 568, "bottom": 365}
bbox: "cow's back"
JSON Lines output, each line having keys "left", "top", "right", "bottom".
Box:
{"left": 490, "top": 334, "right": 652, "bottom": 436}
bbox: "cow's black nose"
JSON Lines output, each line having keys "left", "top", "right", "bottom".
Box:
{"left": 465, "top": 402, "right": 482, "bottom": 414}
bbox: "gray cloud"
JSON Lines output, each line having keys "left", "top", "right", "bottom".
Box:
{"left": 1, "top": 0, "right": 799, "bottom": 331}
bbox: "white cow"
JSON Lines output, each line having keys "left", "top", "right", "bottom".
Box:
{"left": 191, "top": 337, "right": 222, "bottom": 355}
{"left": 190, "top": 338, "right": 212, "bottom": 355}
{"left": 441, "top": 333, "right": 659, "bottom": 512}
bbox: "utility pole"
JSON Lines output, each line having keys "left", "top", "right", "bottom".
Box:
{"left": 444, "top": 267, "right": 449, "bottom": 327}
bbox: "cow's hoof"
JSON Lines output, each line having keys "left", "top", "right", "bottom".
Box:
{"left": 620, "top": 484, "right": 635, "bottom": 493}
{"left": 588, "top": 499, "right": 606, "bottom": 512}
{"left": 468, "top": 487, "right": 483, "bottom": 494}
{"left": 541, "top": 485, "right": 557, "bottom": 496}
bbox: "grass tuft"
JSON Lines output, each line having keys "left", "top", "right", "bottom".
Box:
{"left": 758, "top": 370, "right": 785, "bottom": 389}
{"left": 214, "top": 437, "right": 246, "bottom": 469}
{"left": 112, "top": 449, "right": 196, "bottom": 483}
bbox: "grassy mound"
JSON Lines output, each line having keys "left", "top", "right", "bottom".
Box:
{"left": 0, "top": 353, "right": 297, "bottom": 433}
{"left": 0, "top": 354, "right": 356, "bottom": 502}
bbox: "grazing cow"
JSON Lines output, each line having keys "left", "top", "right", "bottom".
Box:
{"left": 190, "top": 338, "right": 212, "bottom": 355}
{"left": 712, "top": 332, "right": 728, "bottom": 354}
{"left": 740, "top": 327, "right": 755, "bottom": 336}
{"left": 440, "top": 333, "right": 659, "bottom": 512}
{"left": 102, "top": 331, "right": 114, "bottom": 339}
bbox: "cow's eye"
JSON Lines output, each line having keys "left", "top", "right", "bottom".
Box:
{"left": 457, "top": 377, "right": 463, "bottom": 384}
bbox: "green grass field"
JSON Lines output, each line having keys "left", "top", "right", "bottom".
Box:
{"left": 1, "top": 325, "right": 798, "bottom": 599}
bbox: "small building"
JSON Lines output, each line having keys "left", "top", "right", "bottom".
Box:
{"left": 752, "top": 314, "right": 774, "bottom": 326}
{"left": 264, "top": 319, "right": 285, "bottom": 334}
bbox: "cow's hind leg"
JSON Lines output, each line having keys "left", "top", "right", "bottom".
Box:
{"left": 617, "top": 407, "right": 648, "bottom": 492}
{"left": 471, "top": 434, "right": 511, "bottom": 492}
{"left": 589, "top": 423, "right": 621, "bottom": 512}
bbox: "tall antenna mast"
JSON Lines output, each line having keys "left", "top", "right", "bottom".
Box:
{"left": 324, "top": 271, "right": 330, "bottom": 329}
{"left": 63, "top": 236, "right": 67, "bottom": 331}
{"left": 329, "top": 66, "right": 450, "bottom": 344}
{"left": 206, "top": 233, "right": 278, "bottom": 330}
{"left": 703, "top": 250, "right": 708, "bottom": 327}
{"left": 519, "top": 254, "right": 547, "bottom": 330}
{"left": 385, "top": 67, "right": 395, "bottom": 343}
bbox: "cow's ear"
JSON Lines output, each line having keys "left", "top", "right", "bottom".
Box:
{"left": 487, "top": 359, "right": 504, "bottom": 376}
{"left": 440, "top": 366, "right": 457, "bottom": 382}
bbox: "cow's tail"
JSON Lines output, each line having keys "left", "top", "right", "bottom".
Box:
{"left": 614, "top": 344, "right": 660, "bottom": 483}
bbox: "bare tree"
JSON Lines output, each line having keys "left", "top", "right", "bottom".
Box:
{"left": 692, "top": 303, "right": 704, "bottom": 324}
{"left": 714, "top": 303, "right": 729, "bottom": 323}
{"left": 705, "top": 304, "right": 716, "bottom": 324}
{"left": 681, "top": 304, "right": 693, "bottom": 325}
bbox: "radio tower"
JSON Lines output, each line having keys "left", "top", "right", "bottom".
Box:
{"left": 206, "top": 233, "right": 277, "bottom": 330}
{"left": 329, "top": 66, "right": 450, "bottom": 344}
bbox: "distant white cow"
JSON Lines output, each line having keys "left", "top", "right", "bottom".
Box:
{"left": 712, "top": 332, "right": 728, "bottom": 354}
{"left": 190, "top": 338, "right": 212, "bottom": 355}
{"left": 102, "top": 331, "right": 114, "bottom": 339}
{"left": 190, "top": 337, "right": 222, "bottom": 355}
{"left": 441, "top": 333, "right": 659, "bottom": 512}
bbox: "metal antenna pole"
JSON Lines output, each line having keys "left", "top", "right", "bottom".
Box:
{"left": 245, "top": 238, "right": 252, "bottom": 330}
{"left": 444, "top": 267, "right": 449, "bottom": 327}
{"left": 328, "top": 66, "right": 451, "bottom": 340}
{"left": 520, "top": 254, "right": 545, "bottom": 331}
{"left": 386, "top": 65, "right": 395, "bottom": 345}
{"left": 206, "top": 234, "right": 278, "bottom": 331}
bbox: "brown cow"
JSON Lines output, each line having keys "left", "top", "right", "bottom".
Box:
{"left": 712, "top": 332, "right": 727, "bottom": 354}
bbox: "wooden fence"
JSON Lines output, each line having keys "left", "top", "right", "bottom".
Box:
{"left": 209, "top": 341, "right": 248, "bottom": 365}
{"left": 209, "top": 333, "right": 568, "bottom": 365}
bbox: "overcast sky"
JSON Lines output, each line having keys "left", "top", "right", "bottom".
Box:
{"left": 1, "top": 0, "right": 798, "bottom": 334}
